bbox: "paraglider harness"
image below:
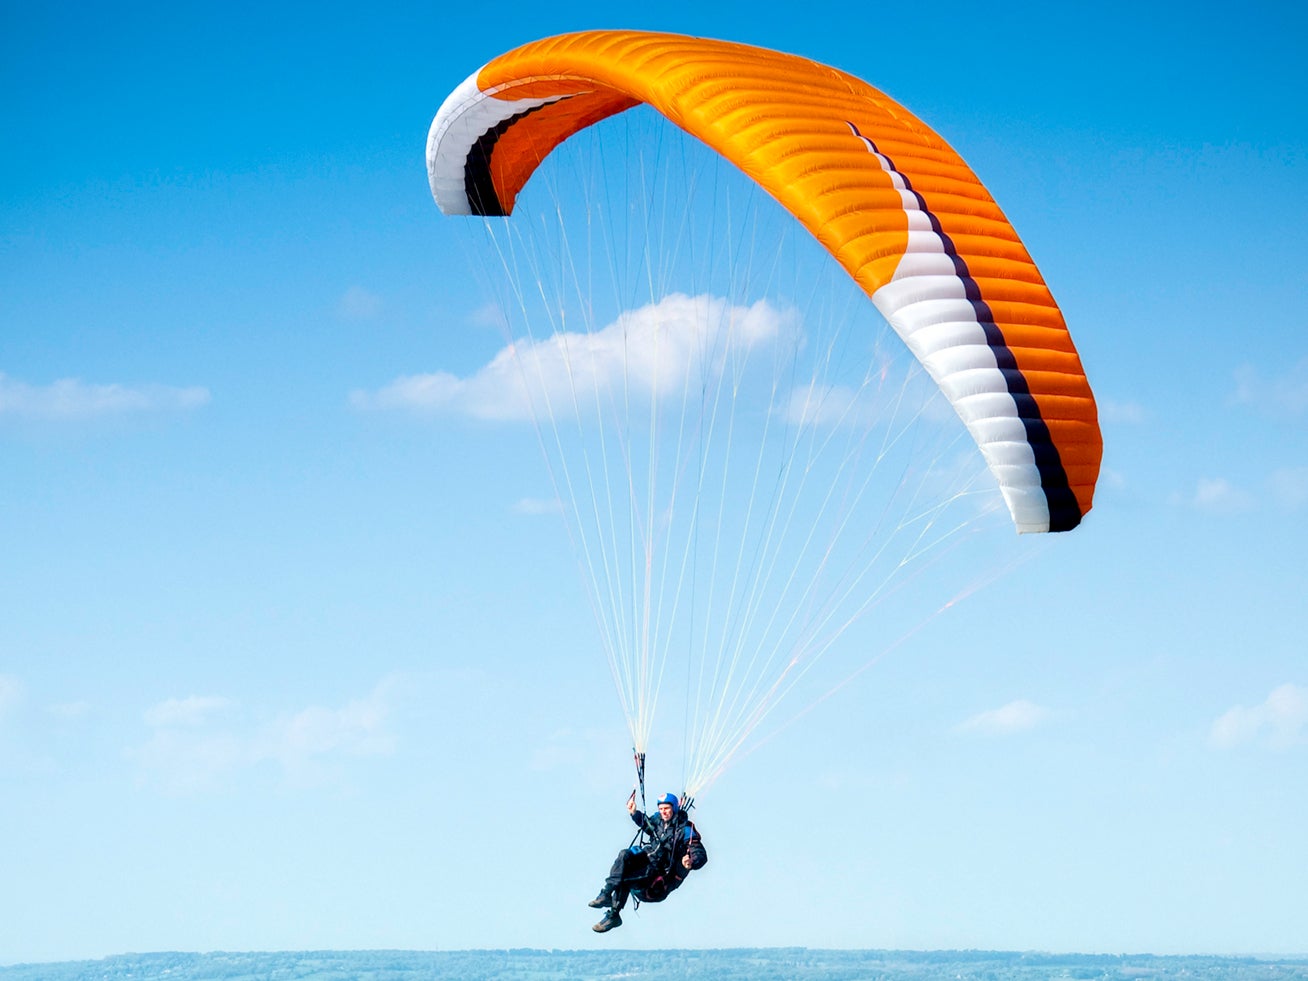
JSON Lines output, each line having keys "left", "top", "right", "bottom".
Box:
{"left": 625, "top": 751, "right": 696, "bottom": 909}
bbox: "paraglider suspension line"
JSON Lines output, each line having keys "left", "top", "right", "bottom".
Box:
{"left": 634, "top": 750, "right": 647, "bottom": 814}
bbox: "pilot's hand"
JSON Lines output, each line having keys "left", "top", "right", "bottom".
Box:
{"left": 682, "top": 854, "right": 693, "bottom": 869}
{"left": 626, "top": 797, "right": 637, "bottom": 815}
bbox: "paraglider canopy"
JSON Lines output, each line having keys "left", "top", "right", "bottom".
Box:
{"left": 427, "top": 30, "right": 1101, "bottom": 797}
{"left": 428, "top": 30, "right": 1101, "bottom": 535}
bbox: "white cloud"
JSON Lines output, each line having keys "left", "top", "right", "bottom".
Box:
{"left": 133, "top": 681, "right": 395, "bottom": 793}
{"left": 1209, "top": 683, "right": 1307, "bottom": 750}
{"left": 512, "top": 496, "right": 563, "bottom": 516}
{"left": 350, "top": 293, "right": 793, "bottom": 421}
{"left": 133, "top": 725, "right": 246, "bottom": 793}
{"left": 781, "top": 381, "right": 863, "bottom": 428}
{"left": 778, "top": 377, "right": 943, "bottom": 429}
{"left": 955, "top": 699, "right": 1050, "bottom": 735}
{"left": 1188, "top": 477, "right": 1255, "bottom": 514}
{"left": 0, "top": 372, "right": 209, "bottom": 420}
{"left": 258, "top": 690, "right": 394, "bottom": 771}
{"left": 1232, "top": 358, "right": 1308, "bottom": 418}
{"left": 338, "top": 285, "right": 383, "bottom": 320}
{"left": 48, "top": 701, "right": 91, "bottom": 720}
{"left": 143, "top": 695, "right": 234, "bottom": 728}
{"left": 1172, "top": 471, "right": 1308, "bottom": 515}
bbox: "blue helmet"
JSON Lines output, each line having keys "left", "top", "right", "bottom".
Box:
{"left": 656, "top": 792, "right": 680, "bottom": 811}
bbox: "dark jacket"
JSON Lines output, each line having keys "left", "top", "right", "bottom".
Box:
{"left": 629, "top": 808, "right": 708, "bottom": 901}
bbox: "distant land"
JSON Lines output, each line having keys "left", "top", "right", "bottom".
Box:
{"left": 3, "top": 949, "right": 1307, "bottom": 980}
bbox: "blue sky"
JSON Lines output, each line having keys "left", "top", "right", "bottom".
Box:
{"left": 3, "top": 0, "right": 1306, "bottom": 964}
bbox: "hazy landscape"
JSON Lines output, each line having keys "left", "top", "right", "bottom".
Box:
{"left": 4, "top": 949, "right": 1307, "bottom": 981}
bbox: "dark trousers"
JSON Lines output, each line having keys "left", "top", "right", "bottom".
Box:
{"left": 604, "top": 847, "right": 652, "bottom": 910}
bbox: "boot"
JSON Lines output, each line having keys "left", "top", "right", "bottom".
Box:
{"left": 587, "top": 889, "right": 613, "bottom": 909}
{"left": 592, "top": 909, "right": 623, "bottom": 933}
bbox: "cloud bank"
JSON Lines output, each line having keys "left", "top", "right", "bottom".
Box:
{"left": 955, "top": 698, "right": 1050, "bottom": 735}
{"left": 1210, "top": 683, "right": 1307, "bottom": 750}
{"left": 132, "top": 681, "right": 396, "bottom": 793}
{"left": 1175, "top": 469, "right": 1308, "bottom": 516}
{"left": 512, "top": 496, "right": 563, "bottom": 516}
{"left": 0, "top": 373, "right": 209, "bottom": 420}
{"left": 1187, "top": 477, "right": 1256, "bottom": 514}
{"left": 350, "top": 293, "right": 793, "bottom": 421}
{"left": 1232, "top": 358, "right": 1308, "bottom": 418}
{"left": 143, "top": 695, "right": 234, "bottom": 728}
